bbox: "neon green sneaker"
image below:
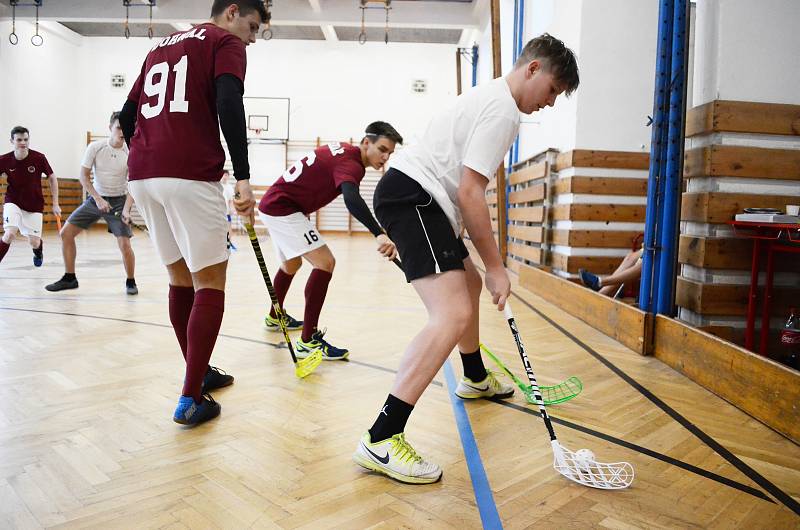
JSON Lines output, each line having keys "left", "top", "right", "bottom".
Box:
{"left": 263, "top": 312, "right": 303, "bottom": 331}
{"left": 353, "top": 432, "right": 442, "bottom": 484}
{"left": 455, "top": 370, "right": 514, "bottom": 399}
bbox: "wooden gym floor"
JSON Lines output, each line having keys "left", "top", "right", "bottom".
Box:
{"left": 0, "top": 230, "right": 798, "bottom": 529}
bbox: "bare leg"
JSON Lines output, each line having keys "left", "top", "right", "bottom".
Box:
{"left": 390, "top": 270, "right": 473, "bottom": 405}
{"left": 302, "top": 244, "right": 335, "bottom": 272}
{"left": 457, "top": 257, "right": 482, "bottom": 354}
{"left": 281, "top": 256, "right": 302, "bottom": 275}
{"left": 28, "top": 235, "right": 41, "bottom": 250}
{"left": 1, "top": 226, "right": 19, "bottom": 245}
{"left": 599, "top": 252, "right": 643, "bottom": 296}
{"left": 116, "top": 235, "right": 135, "bottom": 279}
{"left": 60, "top": 223, "right": 82, "bottom": 274}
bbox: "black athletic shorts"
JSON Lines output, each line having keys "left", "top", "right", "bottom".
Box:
{"left": 374, "top": 168, "right": 469, "bottom": 283}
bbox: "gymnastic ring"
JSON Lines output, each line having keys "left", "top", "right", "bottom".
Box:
{"left": 124, "top": 26, "right": 131, "bottom": 39}
{"left": 147, "top": 27, "right": 154, "bottom": 39}
{"left": 9, "top": 32, "right": 19, "bottom": 45}
{"left": 358, "top": 31, "right": 367, "bottom": 45}
{"left": 261, "top": 28, "right": 273, "bottom": 40}
{"left": 31, "top": 34, "right": 43, "bottom": 46}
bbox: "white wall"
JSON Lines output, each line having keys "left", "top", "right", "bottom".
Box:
{"left": 693, "top": 0, "right": 800, "bottom": 106}
{"left": 0, "top": 21, "right": 85, "bottom": 178}
{"left": 572, "top": 0, "right": 657, "bottom": 153}
{"left": 468, "top": 0, "right": 658, "bottom": 161}
{"left": 1, "top": 24, "right": 457, "bottom": 183}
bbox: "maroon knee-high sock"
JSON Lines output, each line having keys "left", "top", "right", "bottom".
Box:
{"left": 168, "top": 285, "right": 195, "bottom": 359}
{"left": 0, "top": 240, "right": 10, "bottom": 263}
{"left": 302, "top": 269, "right": 332, "bottom": 342}
{"left": 182, "top": 288, "right": 225, "bottom": 402}
{"left": 269, "top": 268, "right": 296, "bottom": 319}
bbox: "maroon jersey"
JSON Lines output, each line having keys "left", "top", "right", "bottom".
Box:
{"left": 127, "top": 23, "right": 246, "bottom": 182}
{"left": 0, "top": 150, "right": 53, "bottom": 213}
{"left": 259, "top": 143, "right": 366, "bottom": 216}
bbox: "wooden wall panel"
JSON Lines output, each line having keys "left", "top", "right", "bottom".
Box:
{"left": 555, "top": 150, "right": 650, "bottom": 171}
{"left": 653, "top": 315, "right": 800, "bottom": 443}
{"left": 550, "top": 253, "right": 622, "bottom": 274}
{"left": 675, "top": 277, "right": 800, "bottom": 316}
{"left": 508, "top": 206, "right": 544, "bottom": 223}
{"left": 508, "top": 184, "right": 545, "bottom": 204}
{"left": 508, "top": 162, "right": 546, "bottom": 185}
{"left": 681, "top": 192, "right": 795, "bottom": 223}
{"left": 508, "top": 242, "right": 541, "bottom": 264}
{"left": 684, "top": 145, "right": 800, "bottom": 180}
{"left": 678, "top": 234, "right": 800, "bottom": 272}
{"left": 519, "top": 264, "right": 652, "bottom": 354}
{"left": 507, "top": 225, "right": 543, "bottom": 243}
{"left": 686, "top": 100, "right": 800, "bottom": 137}
{"left": 553, "top": 176, "right": 648, "bottom": 196}
{"left": 551, "top": 204, "right": 646, "bottom": 222}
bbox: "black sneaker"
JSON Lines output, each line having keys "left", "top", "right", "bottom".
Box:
{"left": 33, "top": 246, "right": 43, "bottom": 267}
{"left": 126, "top": 279, "right": 138, "bottom": 295}
{"left": 202, "top": 366, "right": 234, "bottom": 393}
{"left": 173, "top": 394, "right": 221, "bottom": 426}
{"left": 46, "top": 276, "right": 79, "bottom": 291}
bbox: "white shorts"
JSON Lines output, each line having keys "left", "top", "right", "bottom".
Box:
{"left": 258, "top": 211, "right": 325, "bottom": 262}
{"left": 2, "top": 203, "right": 43, "bottom": 238}
{"left": 129, "top": 178, "right": 229, "bottom": 273}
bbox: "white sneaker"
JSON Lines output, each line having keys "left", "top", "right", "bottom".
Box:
{"left": 353, "top": 432, "right": 442, "bottom": 484}
{"left": 455, "top": 371, "right": 515, "bottom": 399}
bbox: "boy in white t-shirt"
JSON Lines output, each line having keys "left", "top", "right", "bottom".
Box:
{"left": 46, "top": 112, "right": 138, "bottom": 294}
{"left": 353, "top": 34, "right": 580, "bottom": 484}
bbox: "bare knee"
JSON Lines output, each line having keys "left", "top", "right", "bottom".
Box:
{"left": 117, "top": 237, "right": 133, "bottom": 253}
{"left": 2, "top": 228, "right": 18, "bottom": 243}
{"left": 166, "top": 259, "right": 193, "bottom": 287}
{"left": 29, "top": 236, "right": 41, "bottom": 248}
{"left": 282, "top": 256, "right": 302, "bottom": 275}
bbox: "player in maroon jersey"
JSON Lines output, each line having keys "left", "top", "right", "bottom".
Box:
{"left": 0, "top": 126, "right": 60, "bottom": 268}
{"left": 258, "top": 121, "right": 401, "bottom": 360}
{"left": 118, "top": 0, "right": 266, "bottom": 426}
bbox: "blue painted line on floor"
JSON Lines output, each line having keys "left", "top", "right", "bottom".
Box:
{"left": 443, "top": 360, "right": 503, "bottom": 530}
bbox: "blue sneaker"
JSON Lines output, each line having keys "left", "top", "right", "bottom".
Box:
{"left": 264, "top": 312, "right": 303, "bottom": 331}
{"left": 296, "top": 328, "right": 349, "bottom": 361}
{"left": 579, "top": 269, "right": 601, "bottom": 291}
{"left": 173, "top": 394, "right": 221, "bottom": 425}
{"left": 33, "top": 245, "right": 43, "bottom": 267}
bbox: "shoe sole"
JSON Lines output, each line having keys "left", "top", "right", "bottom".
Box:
{"left": 455, "top": 389, "right": 515, "bottom": 400}
{"left": 352, "top": 453, "right": 442, "bottom": 484}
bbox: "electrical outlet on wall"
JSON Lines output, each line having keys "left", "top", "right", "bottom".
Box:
{"left": 111, "top": 74, "right": 126, "bottom": 88}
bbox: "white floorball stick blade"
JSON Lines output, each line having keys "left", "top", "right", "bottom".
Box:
{"left": 551, "top": 441, "right": 634, "bottom": 490}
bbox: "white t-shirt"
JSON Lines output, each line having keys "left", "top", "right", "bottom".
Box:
{"left": 81, "top": 139, "right": 129, "bottom": 197}
{"left": 390, "top": 76, "right": 520, "bottom": 234}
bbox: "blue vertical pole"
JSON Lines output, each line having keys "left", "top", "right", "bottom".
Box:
{"left": 655, "top": 0, "right": 689, "bottom": 315}
{"left": 471, "top": 45, "right": 478, "bottom": 87}
{"left": 639, "top": 0, "right": 674, "bottom": 312}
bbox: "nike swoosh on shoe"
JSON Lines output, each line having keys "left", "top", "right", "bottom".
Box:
{"left": 463, "top": 383, "right": 489, "bottom": 392}
{"left": 363, "top": 444, "right": 390, "bottom": 464}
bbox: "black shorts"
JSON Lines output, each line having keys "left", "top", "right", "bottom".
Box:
{"left": 374, "top": 168, "right": 469, "bottom": 282}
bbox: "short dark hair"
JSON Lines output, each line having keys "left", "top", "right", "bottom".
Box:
{"left": 110, "top": 111, "right": 121, "bottom": 125}
{"left": 211, "top": 0, "right": 268, "bottom": 23}
{"left": 10, "top": 126, "right": 29, "bottom": 139}
{"left": 515, "top": 33, "right": 579, "bottom": 96}
{"left": 363, "top": 121, "right": 403, "bottom": 145}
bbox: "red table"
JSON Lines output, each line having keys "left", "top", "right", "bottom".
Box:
{"left": 728, "top": 221, "right": 800, "bottom": 355}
